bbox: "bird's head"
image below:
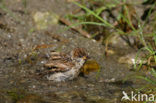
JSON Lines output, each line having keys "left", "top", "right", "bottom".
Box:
{"left": 71, "top": 48, "right": 88, "bottom": 62}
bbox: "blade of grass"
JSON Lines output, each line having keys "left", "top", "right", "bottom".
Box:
{"left": 122, "top": 4, "right": 137, "bottom": 31}
{"left": 133, "top": 48, "right": 145, "bottom": 70}
{"left": 73, "top": 2, "right": 127, "bottom": 35}
{"left": 95, "top": 7, "right": 106, "bottom": 16}
{"left": 136, "top": 76, "right": 156, "bottom": 85}
{"left": 143, "top": 1, "right": 156, "bottom": 26}
{"left": 73, "top": 1, "right": 114, "bottom": 28}
{"left": 151, "top": 69, "right": 156, "bottom": 78}
{"left": 137, "top": 60, "right": 144, "bottom": 71}
{"left": 63, "top": 21, "right": 107, "bottom": 38}
{"left": 65, "top": 21, "right": 107, "bottom": 30}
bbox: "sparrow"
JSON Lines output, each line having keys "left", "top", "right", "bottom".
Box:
{"left": 42, "top": 48, "right": 88, "bottom": 82}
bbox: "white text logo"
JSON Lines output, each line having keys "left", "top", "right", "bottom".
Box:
{"left": 121, "top": 91, "right": 155, "bottom": 102}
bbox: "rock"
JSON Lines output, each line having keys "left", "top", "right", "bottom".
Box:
{"left": 33, "top": 11, "right": 59, "bottom": 30}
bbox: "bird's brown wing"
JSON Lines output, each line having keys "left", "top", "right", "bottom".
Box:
{"left": 39, "top": 51, "right": 76, "bottom": 77}
{"left": 49, "top": 51, "right": 68, "bottom": 60}
{"left": 40, "top": 60, "right": 75, "bottom": 77}
{"left": 44, "top": 51, "right": 75, "bottom": 72}
{"left": 39, "top": 58, "right": 74, "bottom": 77}
{"left": 45, "top": 60, "right": 74, "bottom": 71}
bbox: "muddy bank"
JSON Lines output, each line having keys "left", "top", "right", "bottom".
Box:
{"left": 0, "top": 0, "right": 152, "bottom": 103}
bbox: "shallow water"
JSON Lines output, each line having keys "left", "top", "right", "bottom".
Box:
{"left": 0, "top": 0, "right": 151, "bottom": 103}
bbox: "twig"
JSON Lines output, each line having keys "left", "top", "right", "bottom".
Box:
{"left": 59, "top": 17, "right": 91, "bottom": 38}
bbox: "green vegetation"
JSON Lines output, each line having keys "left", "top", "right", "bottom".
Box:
{"left": 7, "top": 89, "right": 25, "bottom": 102}
{"left": 66, "top": 0, "right": 156, "bottom": 86}
{"left": 136, "top": 69, "right": 156, "bottom": 85}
